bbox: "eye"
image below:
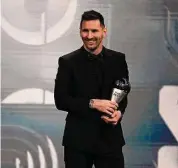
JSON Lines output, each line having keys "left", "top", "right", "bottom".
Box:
{"left": 82, "top": 29, "right": 88, "bottom": 32}
{"left": 92, "top": 29, "right": 98, "bottom": 33}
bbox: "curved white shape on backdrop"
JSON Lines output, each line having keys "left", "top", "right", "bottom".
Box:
{"left": 158, "top": 146, "right": 178, "bottom": 168}
{"left": 15, "top": 158, "right": 21, "bottom": 168}
{"left": 47, "top": 136, "right": 58, "bottom": 168}
{"left": 2, "top": 88, "right": 54, "bottom": 104}
{"left": 159, "top": 85, "right": 178, "bottom": 141}
{"left": 14, "top": 136, "right": 58, "bottom": 168}
{"left": 27, "top": 151, "right": 34, "bottom": 168}
{"left": 158, "top": 86, "right": 178, "bottom": 168}
{"left": 2, "top": 0, "right": 77, "bottom": 45}
{"left": 38, "top": 145, "right": 47, "bottom": 168}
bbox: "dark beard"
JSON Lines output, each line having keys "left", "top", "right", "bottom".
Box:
{"left": 88, "top": 46, "right": 97, "bottom": 52}
{"left": 84, "top": 39, "right": 102, "bottom": 52}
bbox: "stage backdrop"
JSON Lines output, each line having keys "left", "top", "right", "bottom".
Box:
{"left": 1, "top": 0, "right": 178, "bottom": 168}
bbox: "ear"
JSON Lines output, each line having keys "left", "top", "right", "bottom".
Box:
{"left": 79, "top": 28, "right": 82, "bottom": 37}
{"left": 103, "top": 27, "right": 107, "bottom": 38}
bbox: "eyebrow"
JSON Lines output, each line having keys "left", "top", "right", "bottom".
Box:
{"left": 81, "top": 28, "right": 99, "bottom": 32}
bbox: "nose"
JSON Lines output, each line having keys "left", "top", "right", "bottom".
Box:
{"left": 87, "top": 31, "right": 93, "bottom": 39}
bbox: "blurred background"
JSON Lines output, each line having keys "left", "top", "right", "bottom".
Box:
{"left": 1, "top": 0, "right": 178, "bottom": 167}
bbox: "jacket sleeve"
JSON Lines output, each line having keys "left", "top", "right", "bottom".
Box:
{"left": 118, "top": 55, "right": 130, "bottom": 115}
{"left": 54, "top": 56, "right": 94, "bottom": 117}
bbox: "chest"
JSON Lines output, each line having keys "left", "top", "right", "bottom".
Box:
{"left": 71, "top": 58, "right": 124, "bottom": 98}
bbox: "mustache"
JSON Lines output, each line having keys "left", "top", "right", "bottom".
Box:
{"left": 83, "top": 38, "right": 97, "bottom": 41}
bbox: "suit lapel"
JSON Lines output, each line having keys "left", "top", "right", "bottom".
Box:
{"left": 100, "top": 48, "right": 114, "bottom": 99}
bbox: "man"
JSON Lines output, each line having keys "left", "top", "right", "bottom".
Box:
{"left": 54, "top": 10, "right": 129, "bottom": 168}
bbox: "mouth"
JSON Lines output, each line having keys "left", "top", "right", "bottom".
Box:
{"left": 86, "top": 40, "right": 96, "bottom": 45}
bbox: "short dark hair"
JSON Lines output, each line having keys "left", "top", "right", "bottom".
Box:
{"left": 80, "top": 10, "right": 105, "bottom": 28}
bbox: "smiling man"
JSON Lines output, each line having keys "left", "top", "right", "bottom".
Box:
{"left": 54, "top": 10, "right": 130, "bottom": 168}
{"left": 80, "top": 17, "right": 106, "bottom": 54}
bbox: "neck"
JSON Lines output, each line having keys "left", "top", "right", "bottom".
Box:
{"left": 84, "top": 43, "right": 103, "bottom": 55}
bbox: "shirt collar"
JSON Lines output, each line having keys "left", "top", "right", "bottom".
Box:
{"left": 80, "top": 46, "right": 105, "bottom": 60}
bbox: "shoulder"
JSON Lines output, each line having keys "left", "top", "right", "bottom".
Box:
{"left": 59, "top": 49, "right": 81, "bottom": 60}
{"left": 57, "top": 48, "right": 82, "bottom": 65}
{"left": 105, "top": 48, "right": 126, "bottom": 60}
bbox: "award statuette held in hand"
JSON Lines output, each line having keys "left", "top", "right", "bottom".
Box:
{"left": 103, "top": 78, "right": 131, "bottom": 119}
{"left": 111, "top": 78, "right": 131, "bottom": 104}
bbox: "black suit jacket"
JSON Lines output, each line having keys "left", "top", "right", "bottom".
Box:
{"left": 54, "top": 46, "right": 129, "bottom": 153}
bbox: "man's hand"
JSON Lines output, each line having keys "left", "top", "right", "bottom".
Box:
{"left": 101, "top": 110, "right": 122, "bottom": 125}
{"left": 92, "top": 99, "right": 118, "bottom": 116}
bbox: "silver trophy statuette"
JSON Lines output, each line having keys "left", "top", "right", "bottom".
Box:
{"left": 111, "top": 78, "right": 131, "bottom": 104}
{"left": 111, "top": 88, "right": 127, "bottom": 104}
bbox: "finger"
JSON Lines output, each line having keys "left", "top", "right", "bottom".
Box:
{"left": 112, "top": 110, "right": 122, "bottom": 118}
{"left": 107, "top": 104, "right": 117, "bottom": 111}
{"left": 101, "top": 116, "right": 109, "bottom": 123}
{"left": 110, "top": 101, "right": 118, "bottom": 107}
{"left": 107, "top": 107, "right": 115, "bottom": 113}
{"left": 101, "top": 116, "right": 115, "bottom": 122}
{"left": 101, "top": 115, "right": 110, "bottom": 120}
{"left": 101, "top": 116, "right": 118, "bottom": 125}
{"left": 110, "top": 118, "right": 118, "bottom": 123}
{"left": 110, "top": 103, "right": 118, "bottom": 111}
{"left": 112, "top": 122, "right": 118, "bottom": 125}
{"left": 103, "top": 108, "right": 113, "bottom": 116}
{"left": 111, "top": 111, "right": 117, "bottom": 118}
{"left": 116, "top": 110, "right": 122, "bottom": 118}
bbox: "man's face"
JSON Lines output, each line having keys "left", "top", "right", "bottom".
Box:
{"left": 80, "top": 19, "right": 106, "bottom": 51}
